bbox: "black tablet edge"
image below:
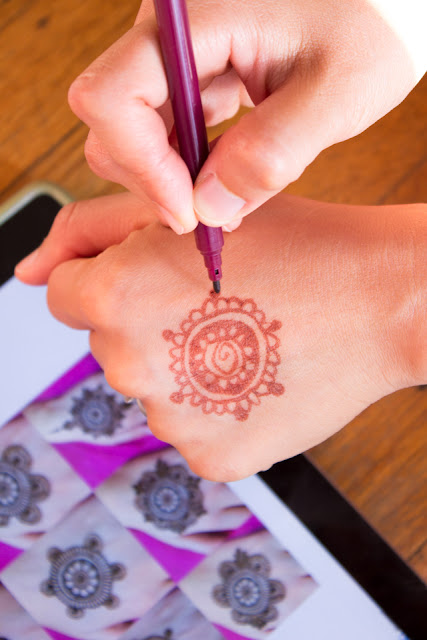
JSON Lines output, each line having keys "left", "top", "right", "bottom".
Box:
{"left": 259, "top": 454, "right": 427, "bottom": 639}
{"left": 0, "top": 192, "right": 62, "bottom": 285}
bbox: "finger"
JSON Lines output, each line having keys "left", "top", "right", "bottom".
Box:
{"left": 84, "top": 129, "right": 126, "bottom": 184}
{"left": 67, "top": 10, "right": 245, "bottom": 233}
{"left": 85, "top": 106, "right": 178, "bottom": 172}
{"left": 68, "top": 23, "right": 200, "bottom": 232}
{"left": 47, "top": 257, "right": 97, "bottom": 330}
{"left": 201, "top": 68, "right": 253, "bottom": 127}
{"left": 84, "top": 131, "right": 184, "bottom": 235}
{"left": 193, "top": 74, "right": 339, "bottom": 227}
{"left": 15, "top": 192, "right": 157, "bottom": 285}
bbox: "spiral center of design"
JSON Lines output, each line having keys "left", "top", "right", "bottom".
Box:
{"left": 206, "top": 340, "right": 243, "bottom": 376}
{"left": 189, "top": 319, "right": 259, "bottom": 396}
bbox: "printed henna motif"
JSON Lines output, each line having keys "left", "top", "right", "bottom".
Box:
{"left": 163, "top": 295, "right": 284, "bottom": 421}
{"left": 212, "top": 548, "right": 285, "bottom": 629}
{"left": 40, "top": 534, "right": 125, "bottom": 618}
{"left": 0, "top": 445, "right": 50, "bottom": 526}
{"left": 62, "top": 385, "right": 129, "bottom": 437}
{"left": 132, "top": 459, "right": 206, "bottom": 533}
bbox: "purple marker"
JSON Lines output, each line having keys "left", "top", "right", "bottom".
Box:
{"left": 154, "top": 0, "right": 224, "bottom": 293}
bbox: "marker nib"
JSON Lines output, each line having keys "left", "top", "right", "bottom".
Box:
{"left": 213, "top": 280, "right": 221, "bottom": 294}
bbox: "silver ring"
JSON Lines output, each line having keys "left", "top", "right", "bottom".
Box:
{"left": 123, "top": 396, "right": 147, "bottom": 417}
{"left": 136, "top": 399, "right": 147, "bottom": 417}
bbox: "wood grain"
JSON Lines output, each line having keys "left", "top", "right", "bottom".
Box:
{"left": 1, "top": 0, "right": 426, "bottom": 580}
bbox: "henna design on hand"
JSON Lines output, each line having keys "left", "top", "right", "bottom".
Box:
{"left": 163, "top": 295, "right": 284, "bottom": 421}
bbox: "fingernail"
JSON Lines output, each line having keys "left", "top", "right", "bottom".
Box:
{"left": 157, "top": 207, "right": 185, "bottom": 235}
{"left": 223, "top": 216, "right": 242, "bottom": 232}
{"left": 193, "top": 174, "right": 245, "bottom": 225}
{"left": 15, "top": 248, "right": 40, "bottom": 274}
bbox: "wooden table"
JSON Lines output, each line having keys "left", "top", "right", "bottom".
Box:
{"left": 1, "top": 0, "right": 426, "bottom": 580}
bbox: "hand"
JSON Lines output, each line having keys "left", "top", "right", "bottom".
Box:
{"left": 67, "top": 0, "right": 425, "bottom": 232}
{"left": 15, "top": 193, "right": 426, "bottom": 481}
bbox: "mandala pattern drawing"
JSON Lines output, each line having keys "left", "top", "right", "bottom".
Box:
{"left": 163, "top": 296, "right": 284, "bottom": 421}
{"left": 40, "top": 533, "right": 126, "bottom": 618}
{"left": 0, "top": 445, "right": 50, "bottom": 526}
{"left": 133, "top": 459, "right": 206, "bottom": 533}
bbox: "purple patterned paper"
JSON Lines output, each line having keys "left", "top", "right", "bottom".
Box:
{"left": 0, "top": 354, "right": 317, "bottom": 640}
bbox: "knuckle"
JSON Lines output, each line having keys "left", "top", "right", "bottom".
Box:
{"left": 226, "top": 119, "right": 304, "bottom": 193}
{"left": 83, "top": 134, "right": 99, "bottom": 164}
{"left": 78, "top": 271, "right": 102, "bottom": 325}
{"left": 83, "top": 135, "right": 111, "bottom": 178}
{"left": 147, "top": 419, "right": 176, "bottom": 446}
{"left": 251, "top": 144, "right": 294, "bottom": 192}
{"left": 52, "top": 201, "right": 80, "bottom": 238}
{"left": 184, "top": 445, "right": 250, "bottom": 483}
{"left": 78, "top": 259, "right": 114, "bottom": 328}
{"left": 103, "top": 364, "right": 133, "bottom": 397}
{"left": 68, "top": 72, "right": 98, "bottom": 121}
{"left": 103, "top": 353, "right": 151, "bottom": 399}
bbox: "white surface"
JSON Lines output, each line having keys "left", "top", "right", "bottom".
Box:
{"left": 230, "top": 475, "right": 402, "bottom": 638}
{"left": 0, "top": 277, "right": 89, "bottom": 426}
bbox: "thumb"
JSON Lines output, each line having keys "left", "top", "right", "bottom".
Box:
{"left": 193, "top": 76, "right": 336, "bottom": 226}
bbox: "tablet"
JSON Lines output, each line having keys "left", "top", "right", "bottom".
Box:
{"left": 0, "top": 184, "right": 425, "bottom": 640}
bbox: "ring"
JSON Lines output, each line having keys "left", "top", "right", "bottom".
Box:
{"left": 123, "top": 396, "right": 147, "bottom": 417}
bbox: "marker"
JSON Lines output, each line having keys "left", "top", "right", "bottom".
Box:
{"left": 153, "top": 0, "right": 224, "bottom": 293}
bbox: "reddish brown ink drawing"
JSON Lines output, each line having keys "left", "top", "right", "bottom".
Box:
{"left": 163, "top": 295, "right": 284, "bottom": 421}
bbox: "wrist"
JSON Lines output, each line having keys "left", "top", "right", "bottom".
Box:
{"left": 375, "top": 204, "right": 427, "bottom": 389}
